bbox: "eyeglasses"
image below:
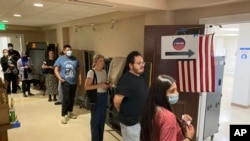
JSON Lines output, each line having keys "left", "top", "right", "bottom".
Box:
{"left": 134, "top": 62, "right": 145, "bottom": 66}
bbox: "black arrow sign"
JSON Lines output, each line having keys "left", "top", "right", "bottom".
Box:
{"left": 165, "top": 49, "right": 195, "bottom": 57}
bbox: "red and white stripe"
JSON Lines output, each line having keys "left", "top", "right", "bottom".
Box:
{"left": 177, "top": 34, "right": 215, "bottom": 93}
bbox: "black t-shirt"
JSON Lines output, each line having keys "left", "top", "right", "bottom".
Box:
{"left": 115, "top": 71, "right": 149, "bottom": 126}
{"left": 43, "top": 58, "right": 56, "bottom": 74}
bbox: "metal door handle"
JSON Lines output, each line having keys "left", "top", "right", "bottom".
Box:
{"left": 207, "top": 105, "right": 212, "bottom": 110}
{"left": 215, "top": 102, "right": 220, "bottom": 107}
{"left": 218, "top": 79, "right": 221, "bottom": 86}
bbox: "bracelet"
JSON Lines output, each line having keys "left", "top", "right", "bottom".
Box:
{"left": 185, "top": 137, "right": 192, "bottom": 141}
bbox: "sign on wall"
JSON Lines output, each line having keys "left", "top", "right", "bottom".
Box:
{"left": 161, "top": 35, "right": 199, "bottom": 59}
{"left": 239, "top": 47, "right": 250, "bottom": 61}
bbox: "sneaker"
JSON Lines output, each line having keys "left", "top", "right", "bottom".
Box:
{"left": 68, "top": 113, "right": 77, "bottom": 119}
{"left": 28, "top": 93, "right": 34, "bottom": 96}
{"left": 17, "top": 85, "right": 21, "bottom": 90}
{"left": 61, "top": 116, "right": 69, "bottom": 124}
{"left": 54, "top": 101, "right": 62, "bottom": 105}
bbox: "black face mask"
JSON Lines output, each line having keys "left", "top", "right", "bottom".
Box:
{"left": 8, "top": 47, "right": 13, "bottom": 50}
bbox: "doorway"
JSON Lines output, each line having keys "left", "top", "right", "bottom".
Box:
{"left": 201, "top": 14, "right": 250, "bottom": 140}
{"left": 0, "top": 34, "right": 23, "bottom": 79}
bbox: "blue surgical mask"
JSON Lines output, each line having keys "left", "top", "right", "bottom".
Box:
{"left": 167, "top": 93, "right": 179, "bottom": 104}
{"left": 66, "top": 50, "right": 72, "bottom": 56}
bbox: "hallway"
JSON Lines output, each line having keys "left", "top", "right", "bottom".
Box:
{"left": 5, "top": 74, "right": 250, "bottom": 141}
{"left": 7, "top": 88, "right": 122, "bottom": 141}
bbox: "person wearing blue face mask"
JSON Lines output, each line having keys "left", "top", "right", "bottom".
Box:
{"left": 54, "top": 44, "right": 82, "bottom": 124}
{"left": 140, "top": 75, "right": 195, "bottom": 141}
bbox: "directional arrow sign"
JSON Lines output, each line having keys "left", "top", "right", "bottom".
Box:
{"left": 161, "top": 35, "right": 198, "bottom": 59}
{"left": 165, "top": 49, "right": 195, "bottom": 57}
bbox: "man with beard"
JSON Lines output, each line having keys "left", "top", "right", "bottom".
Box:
{"left": 113, "top": 51, "right": 149, "bottom": 141}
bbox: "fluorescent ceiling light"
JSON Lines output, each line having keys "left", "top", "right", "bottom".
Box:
{"left": 2, "top": 20, "right": 8, "bottom": 23}
{"left": 13, "top": 14, "right": 21, "bottom": 17}
{"left": 33, "top": 3, "right": 44, "bottom": 7}
{"left": 220, "top": 28, "right": 239, "bottom": 31}
{"left": 68, "top": 0, "right": 114, "bottom": 7}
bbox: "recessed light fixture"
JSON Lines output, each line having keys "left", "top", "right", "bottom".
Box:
{"left": 33, "top": 3, "right": 44, "bottom": 7}
{"left": 2, "top": 20, "right": 8, "bottom": 23}
{"left": 13, "top": 14, "right": 21, "bottom": 17}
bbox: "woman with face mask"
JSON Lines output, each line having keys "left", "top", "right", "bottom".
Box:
{"left": 140, "top": 75, "right": 195, "bottom": 141}
{"left": 17, "top": 51, "right": 34, "bottom": 97}
{"left": 0, "top": 49, "right": 17, "bottom": 94}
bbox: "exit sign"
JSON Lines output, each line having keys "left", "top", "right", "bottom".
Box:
{"left": 0, "top": 23, "right": 6, "bottom": 30}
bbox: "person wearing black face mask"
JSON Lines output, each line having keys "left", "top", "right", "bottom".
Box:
{"left": 17, "top": 51, "right": 34, "bottom": 97}
{"left": 7, "top": 43, "right": 21, "bottom": 93}
{"left": 8, "top": 43, "right": 21, "bottom": 63}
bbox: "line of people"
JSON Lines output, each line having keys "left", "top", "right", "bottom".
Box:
{"left": 51, "top": 46, "right": 195, "bottom": 141}
{"left": 83, "top": 50, "right": 195, "bottom": 141}
{"left": 1, "top": 42, "right": 195, "bottom": 141}
{"left": 1, "top": 43, "right": 35, "bottom": 97}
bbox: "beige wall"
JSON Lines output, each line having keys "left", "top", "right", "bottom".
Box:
{"left": 175, "top": 1, "right": 250, "bottom": 24}
{"left": 144, "top": 11, "right": 175, "bottom": 25}
{"left": 0, "top": 29, "right": 44, "bottom": 51}
{"left": 0, "top": 30, "right": 44, "bottom": 43}
{"left": 44, "top": 29, "right": 57, "bottom": 43}
{"left": 69, "top": 15, "right": 145, "bottom": 58}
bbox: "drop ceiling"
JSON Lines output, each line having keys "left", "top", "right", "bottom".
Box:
{"left": 0, "top": 0, "right": 248, "bottom": 27}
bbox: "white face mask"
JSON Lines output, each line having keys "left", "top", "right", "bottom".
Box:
{"left": 8, "top": 47, "right": 13, "bottom": 50}
{"left": 167, "top": 93, "right": 179, "bottom": 104}
{"left": 66, "top": 50, "right": 72, "bottom": 56}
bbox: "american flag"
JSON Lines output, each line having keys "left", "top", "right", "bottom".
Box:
{"left": 177, "top": 34, "right": 215, "bottom": 93}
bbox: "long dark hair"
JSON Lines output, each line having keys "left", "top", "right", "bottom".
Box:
{"left": 140, "top": 75, "right": 184, "bottom": 141}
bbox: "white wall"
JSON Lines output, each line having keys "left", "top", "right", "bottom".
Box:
{"left": 0, "top": 34, "right": 23, "bottom": 54}
{"left": 223, "top": 36, "right": 238, "bottom": 75}
{"left": 214, "top": 36, "right": 238, "bottom": 75}
{"left": 232, "top": 23, "right": 250, "bottom": 107}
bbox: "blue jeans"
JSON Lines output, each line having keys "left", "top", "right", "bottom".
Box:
{"left": 90, "top": 92, "right": 107, "bottom": 141}
{"left": 120, "top": 122, "right": 141, "bottom": 141}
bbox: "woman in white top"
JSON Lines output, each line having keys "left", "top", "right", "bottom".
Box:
{"left": 85, "top": 54, "right": 111, "bottom": 141}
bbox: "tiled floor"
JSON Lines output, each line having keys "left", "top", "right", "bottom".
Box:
{"left": 5, "top": 74, "right": 250, "bottom": 141}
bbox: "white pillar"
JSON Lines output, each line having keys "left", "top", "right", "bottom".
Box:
{"left": 232, "top": 23, "right": 250, "bottom": 108}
